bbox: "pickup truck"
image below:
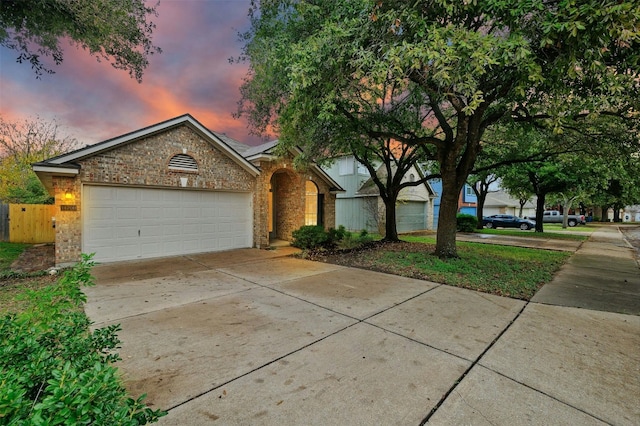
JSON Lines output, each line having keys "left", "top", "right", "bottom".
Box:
{"left": 542, "top": 210, "right": 586, "bottom": 227}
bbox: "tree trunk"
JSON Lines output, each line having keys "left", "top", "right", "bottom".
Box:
{"left": 518, "top": 199, "right": 527, "bottom": 218}
{"left": 382, "top": 193, "right": 399, "bottom": 241}
{"left": 435, "top": 176, "right": 463, "bottom": 258}
{"left": 475, "top": 191, "right": 487, "bottom": 230}
{"left": 534, "top": 193, "right": 546, "bottom": 232}
{"left": 613, "top": 204, "right": 622, "bottom": 222}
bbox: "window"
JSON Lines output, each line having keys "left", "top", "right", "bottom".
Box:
{"left": 465, "top": 185, "right": 475, "bottom": 196}
{"left": 305, "top": 181, "right": 318, "bottom": 225}
{"left": 339, "top": 157, "right": 354, "bottom": 176}
{"left": 409, "top": 173, "right": 415, "bottom": 182}
{"left": 357, "top": 162, "right": 370, "bottom": 176}
{"left": 168, "top": 154, "right": 198, "bottom": 172}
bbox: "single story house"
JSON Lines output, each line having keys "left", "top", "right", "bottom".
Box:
{"left": 481, "top": 190, "right": 537, "bottom": 218}
{"left": 33, "top": 114, "right": 343, "bottom": 265}
{"left": 325, "top": 155, "right": 437, "bottom": 233}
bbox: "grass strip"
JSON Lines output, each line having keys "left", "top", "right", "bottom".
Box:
{"left": 343, "top": 239, "right": 570, "bottom": 300}
{"left": 0, "top": 242, "right": 30, "bottom": 271}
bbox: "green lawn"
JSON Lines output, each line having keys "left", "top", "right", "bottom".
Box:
{"left": 476, "top": 228, "right": 589, "bottom": 241}
{"left": 333, "top": 237, "right": 572, "bottom": 300}
{"left": 0, "top": 242, "right": 55, "bottom": 315}
{"left": 0, "top": 242, "right": 30, "bottom": 271}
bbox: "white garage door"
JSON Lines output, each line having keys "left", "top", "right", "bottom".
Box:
{"left": 83, "top": 186, "right": 253, "bottom": 262}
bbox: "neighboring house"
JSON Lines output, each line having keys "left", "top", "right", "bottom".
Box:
{"left": 325, "top": 155, "right": 437, "bottom": 233}
{"left": 33, "top": 114, "right": 343, "bottom": 265}
{"left": 458, "top": 183, "right": 478, "bottom": 216}
{"left": 427, "top": 179, "right": 477, "bottom": 225}
{"left": 482, "top": 190, "right": 537, "bottom": 218}
{"left": 623, "top": 205, "right": 640, "bottom": 222}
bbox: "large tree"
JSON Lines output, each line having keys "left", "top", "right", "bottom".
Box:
{"left": 238, "top": 0, "right": 639, "bottom": 257}
{"left": 0, "top": 116, "right": 77, "bottom": 203}
{"left": 0, "top": 0, "right": 161, "bottom": 81}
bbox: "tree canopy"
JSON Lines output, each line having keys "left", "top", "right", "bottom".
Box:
{"left": 238, "top": 0, "right": 640, "bottom": 257}
{"left": 0, "top": 116, "right": 77, "bottom": 204}
{"left": 0, "top": 0, "right": 161, "bottom": 81}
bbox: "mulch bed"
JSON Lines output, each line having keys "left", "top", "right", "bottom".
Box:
{"left": 10, "top": 244, "right": 56, "bottom": 273}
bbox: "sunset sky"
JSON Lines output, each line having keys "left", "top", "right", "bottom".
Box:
{"left": 0, "top": 0, "right": 267, "bottom": 147}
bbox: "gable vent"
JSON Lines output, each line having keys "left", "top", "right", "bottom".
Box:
{"left": 168, "top": 154, "right": 198, "bottom": 172}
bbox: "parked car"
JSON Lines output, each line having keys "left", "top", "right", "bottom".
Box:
{"left": 542, "top": 210, "right": 586, "bottom": 227}
{"left": 483, "top": 214, "right": 535, "bottom": 230}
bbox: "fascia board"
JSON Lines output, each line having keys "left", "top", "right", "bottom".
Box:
{"left": 32, "top": 165, "right": 79, "bottom": 176}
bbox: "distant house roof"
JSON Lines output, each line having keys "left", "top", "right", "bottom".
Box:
{"left": 357, "top": 163, "right": 435, "bottom": 198}
{"left": 483, "top": 190, "right": 536, "bottom": 208}
{"left": 243, "top": 140, "right": 280, "bottom": 159}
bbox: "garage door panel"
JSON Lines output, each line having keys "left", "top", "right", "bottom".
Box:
{"left": 140, "top": 225, "right": 163, "bottom": 237}
{"left": 83, "top": 186, "right": 252, "bottom": 262}
{"left": 116, "top": 188, "right": 138, "bottom": 201}
{"left": 116, "top": 207, "right": 139, "bottom": 220}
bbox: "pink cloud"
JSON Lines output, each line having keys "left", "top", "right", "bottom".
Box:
{"left": 0, "top": 0, "right": 265, "bottom": 147}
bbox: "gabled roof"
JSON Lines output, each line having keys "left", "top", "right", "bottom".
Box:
{"left": 243, "top": 140, "right": 344, "bottom": 193}
{"left": 484, "top": 190, "right": 537, "bottom": 208}
{"left": 243, "top": 140, "right": 280, "bottom": 159}
{"left": 357, "top": 163, "right": 436, "bottom": 198}
{"left": 33, "top": 114, "right": 260, "bottom": 177}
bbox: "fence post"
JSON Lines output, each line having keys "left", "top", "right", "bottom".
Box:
{"left": 0, "top": 204, "right": 8, "bottom": 241}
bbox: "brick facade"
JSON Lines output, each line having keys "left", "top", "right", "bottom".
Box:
{"left": 46, "top": 122, "right": 338, "bottom": 265}
{"left": 251, "top": 157, "right": 337, "bottom": 248}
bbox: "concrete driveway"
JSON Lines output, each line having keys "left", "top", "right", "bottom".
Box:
{"left": 85, "top": 245, "right": 639, "bottom": 425}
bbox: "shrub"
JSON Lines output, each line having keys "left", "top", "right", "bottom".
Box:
{"left": 326, "top": 225, "right": 348, "bottom": 245}
{"left": 291, "top": 225, "right": 329, "bottom": 249}
{"left": 456, "top": 213, "right": 478, "bottom": 232}
{"left": 338, "top": 229, "right": 374, "bottom": 249}
{"left": 0, "top": 253, "right": 166, "bottom": 425}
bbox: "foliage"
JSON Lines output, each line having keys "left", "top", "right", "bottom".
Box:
{"left": 0, "top": 254, "right": 166, "bottom": 424}
{"left": 0, "top": 116, "right": 77, "bottom": 204}
{"left": 237, "top": 0, "right": 639, "bottom": 259}
{"left": 291, "top": 225, "right": 329, "bottom": 249}
{"left": 338, "top": 229, "right": 374, "bottom": 250}
{"left": 0, "top": 0, "right": 162, "bottom": 80}
{"left": 4, "top": 174, "right": 54, "bottom": 204}
{"left": 456, "top": 213, "right": 478, "bottom": 233}
{"left": 292, "top": 225, "right": 373, "bottom": 250}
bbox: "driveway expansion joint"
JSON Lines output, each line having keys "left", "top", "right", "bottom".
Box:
{"left": 419, "top": 300, "right": 530, "bottom": 425}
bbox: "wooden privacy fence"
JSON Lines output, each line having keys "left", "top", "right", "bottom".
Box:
{"left": 9, "top": 204, "right": 56, "bottom": 244}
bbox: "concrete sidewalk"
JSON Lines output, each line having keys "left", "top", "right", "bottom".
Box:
{"left": 532, "top": 225, "right": 640, "bottom": 315}
{"left": 84, "top": 227, "right": 639, "bottom": 425}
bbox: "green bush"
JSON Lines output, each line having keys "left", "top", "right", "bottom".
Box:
{"left": 291, "top": 225, "right": 372, "bottom": 250}
{"left": 0, "top": 254, "right": 166, "bottom": 425}
{"left": 456, "top": 213, "right": 478, "bottom": 232}
{"left": 326, "top": 225, "right": 348, "bottom": 245}
{"left": 291, "top": 225, "right": 329, "bottom": 249}
{"left": 338, "top": 229, "right": 374, "bottom": 249}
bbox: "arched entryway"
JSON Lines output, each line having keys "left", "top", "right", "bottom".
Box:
{"left": 269, "top": 169, "right": 301, "bottom": 242}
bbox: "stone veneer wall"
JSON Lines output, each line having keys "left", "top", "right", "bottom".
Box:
{"left": 53, "top": 125, "right": 255, "bottom": 265}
